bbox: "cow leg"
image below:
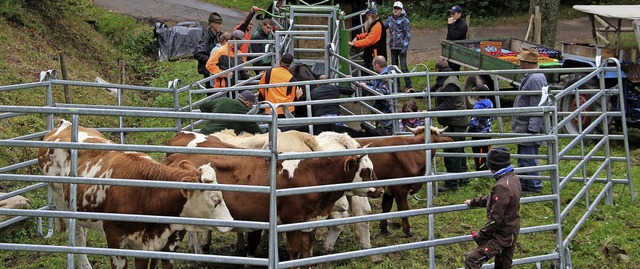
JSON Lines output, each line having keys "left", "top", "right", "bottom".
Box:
{"left": 286, "top": 231, "right": 302, "bottom": 260}
{"left": 159, "top": 230, "right": 185, "bottom": 269}
{"left": 246, "top": 230, "right": 263, "bottom": 258}
{"left": 202, "top": 230, "right": 212, "bottom": 254}
{"left": 75, "top": 226, "right": 93, "bottom": 269}
{"left": 187, "top": 232, "right": 202, "bottom": 254}
{"left": 301, "top": 232, "right": 314, "bottom": 258}
{"left": 394, "top": 192, "right": 414, "bottom": 237}
{"left": 379, "top": 193, "right": 394, "bottom": 235}
{"left": 349, "top": 196, "right": 372, "bottom": 249}
{"left": 236, "top": 232, "right": 246, "bottom": 254}
{"left": 324, "top": 196, "right": 349, "bottom": 252}
{"left": 134, "top": 258, "right": 150, "bottom": 269}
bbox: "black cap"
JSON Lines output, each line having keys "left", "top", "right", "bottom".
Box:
{"left": 487, "top": 146, "right": 511, "bottom": 170}
{"left": 238, "top": 90, "right": 256, "bottom": 102}
{"left": 281, "top": 53, "right": 294, "bottom": 65}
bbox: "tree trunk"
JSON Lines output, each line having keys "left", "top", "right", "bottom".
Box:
{"left": 530, "top": 0, "right": 560, "bottom": 47}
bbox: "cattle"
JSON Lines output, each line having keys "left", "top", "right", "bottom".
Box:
{"left": 315, "top": 132, "right": 383, "bottom": 263}
{"left": 210, "top": 129, "right": 323, "bottom": 152}
{"left": 356, "top": 126, "right": 453, "bottom": 237}
{"left": 164, "top": 131, "right": 375, "bottom": 262}
{"left": 37, "top": 120, "right": 233, "bottom": 269}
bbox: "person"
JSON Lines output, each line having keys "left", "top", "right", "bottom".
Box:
{"left": 399, "top": 99, "right": 424, "bottom": 131}
{"left": 205, "top": 30, "right": 251, "bottom": 89}
{"left": 463, "top": 145, "right": 521, "bottom": 269}
{"left": 210, "top": 32, "right": 231, "bottom": 55}
{"left": 385, "top": 1, "right": 413, "bottom": 92}
{"left": 467, "top": 84, "right": 494, "bottom": 171}
{"left": 349, "top": 7, "right": 387, "bottom": 71}
{"left": 258, "top": 53, "right": 302, "bottom": 117}
{"left": 431, "top": 57, "right": 469, "bottom": 192}
{"left": 199, "top": 90, "right": 263, "bottom": 135}
{"left": 358, "top": 55, "right": 393, "bottom": 134}
{"left": 446, "top": 5, "right": 468, "bottom": 72}
{"left": 234, "top": 6, "right": 261, "bottom": 56}
{"left": 251, "top": 18, "right": 275, "bottom": 67}
{"left": 194, "top": 12, "right": 224, "bottom": 89}
{"left": 513, "top": 47, "right": 546, "bottom": 194}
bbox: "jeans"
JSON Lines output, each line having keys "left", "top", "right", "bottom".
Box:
{"left": 321, "top": 114, "right": 347, "bottom": 127}
{"left": 390, "top": 49, "right": 412, "bottom": 88}
{"left": 517, "top": 144, "right": 542, "bottom": 191}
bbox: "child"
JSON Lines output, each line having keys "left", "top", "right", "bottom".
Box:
{"left": 399, "top": 99, "right": 424, "bottom": 131}
{"left": 467, "top": 84, "right": 494, "bottom": 171}
{"left": 210, "top": 32, "right": 232, "bottom": 56}
{"left": 464, "top": 146, "right": 521, "bottom": 269}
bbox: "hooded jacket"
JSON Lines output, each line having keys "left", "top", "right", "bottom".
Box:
{"left": 446, "top": 18, "right": 468, "bottom": 41}
{"left": 250, "top": 26, "right": 275, "bottom": 66}
{"left": 385, "top": 10, "right": 411, "bottom": 51}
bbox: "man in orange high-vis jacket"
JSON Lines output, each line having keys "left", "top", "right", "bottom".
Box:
{"left": 349, "top": 7, "right": 387, "bottom": 71}
{"left": 234, "top": 6, "right": 261, "bottom": 58}
{"left": 258, "top": 53, "right": 302, "bottom": 116}
{"left": 206, "top": 30, "right": 250, "bottom": 88}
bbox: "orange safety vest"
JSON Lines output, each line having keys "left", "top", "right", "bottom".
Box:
{"left": 259, "top": 66, "right": 297, "bottom": 115}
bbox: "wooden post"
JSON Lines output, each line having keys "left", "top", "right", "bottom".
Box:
{"left": 59, "top": 51, "right": 73, "bottom": 104}
{"left": 525, "top": 14, "right": 535, "bottom": 42}
{"left": 119, "top": 60, "right": 125, "bottom": 85}
{"left": 466, "top": 14, "right": 471, "bottom": 39}
{"left": 534, "top": 6, "right": 541, "bottom": 44}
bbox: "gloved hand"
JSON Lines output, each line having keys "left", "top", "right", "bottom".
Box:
{"left": 471, "top": 230, "right": 483, "bottom": 245}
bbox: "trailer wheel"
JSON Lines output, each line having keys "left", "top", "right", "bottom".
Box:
{"left": 559, "top": 74, "right": 604, "bottom": 134}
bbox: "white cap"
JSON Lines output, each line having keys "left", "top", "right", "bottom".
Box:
{"left": 393, "top": 1, "right": 403, "bottom": 9}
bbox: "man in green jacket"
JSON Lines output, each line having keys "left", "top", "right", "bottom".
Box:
{"left": 199, "top": 90, "right": 264, "bottom": 135}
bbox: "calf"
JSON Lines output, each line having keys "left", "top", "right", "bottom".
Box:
{"left": 37, "top": 120, "right": 232, "bottom": 269}
{"left": 356, "top": 126, "right": 453, "bottom": 237}
{"left": 164, "top": 132, "right": 374, "bottom": 262}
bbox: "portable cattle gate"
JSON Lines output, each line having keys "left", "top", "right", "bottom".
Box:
{"left": 0, "top": 3, "right": 634, "bottom": 269}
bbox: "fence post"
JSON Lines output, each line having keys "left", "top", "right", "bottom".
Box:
{"left": 59, "top": 51, "right": 73, "bottom": 104}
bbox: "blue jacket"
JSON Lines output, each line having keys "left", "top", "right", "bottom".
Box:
{"left": 468, "top": 98, "right": 494, "bottom": 133}
{"left": 512, "top": 73, "right": 547, "bottom": 145}
{"left": 385, "top": 10, "right": 411, "bottom": 51}
{"left": 367, "top": 66, "right": 394, "bottom": 128}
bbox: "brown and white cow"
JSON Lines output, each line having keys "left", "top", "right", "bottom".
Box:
{"left": 37, "top": 120, "right": 232, "bottom": 269}
{"left": 356, "top": 126, "right": 453, "bottom": 237}
{"left": 210, "top": 129, "right": 323, "bottom": 152}
{"left": 164, "top": 131, "right": 375, "bottom": 262}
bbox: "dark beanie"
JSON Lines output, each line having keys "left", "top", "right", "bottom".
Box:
{"left": 487, "top": 145, "right": 511, "bottom": 170}
{"left": 208, "top": 12, "right": 223, "bottom": 23}
{"left": 281, "top": 53, "right": 294, "bottom": 65}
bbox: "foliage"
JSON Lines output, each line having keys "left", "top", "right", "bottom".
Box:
{"left": 401, "top": 0, "right": 530, "bottom": 21}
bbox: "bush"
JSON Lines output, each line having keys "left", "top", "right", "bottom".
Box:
{"left": 390, "top": 0, "right": 530, "bottom": 20}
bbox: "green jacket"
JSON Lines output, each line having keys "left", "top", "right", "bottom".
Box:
{"left": 199, "top": 97, "right": 263, "bottom": 135}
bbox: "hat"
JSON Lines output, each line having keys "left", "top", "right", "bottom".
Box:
{"left": 449, "top": 5, "right": 463, "bottom": 14}
{"left": 393, "top": 1, "right": 403, "bottom": 9}
{"left": 366, "top": 7, "right": 377, "bottom": 15}
{"left": 487, "top": 146, "right": 511, "bottom": 170}
{"left": 472, "top": 84, "right": 490, "bottom": 92}
{"left": 238, "top": 90, "right": 256, "bottom": 102}
{"left": 517, "top": 48, "right": 539, "bottom": 63}
{"left": 231, "top": 30, "right": 245, "bottom": 40}
{"left": 281, "top": 53, "right": 294, "bottom": 65}
{"left": 208, "top": 12, "right": 223, "bottom": 23}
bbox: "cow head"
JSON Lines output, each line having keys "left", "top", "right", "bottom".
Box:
{"left": 178, "top": 161, "right": 233, "bottom": 233}
{"left": 350, "top": 145, "right": 383, "bottom": 198}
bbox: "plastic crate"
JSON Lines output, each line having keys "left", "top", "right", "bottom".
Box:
{"left": 533, "top": 46, "right": 561, "bottom": 59}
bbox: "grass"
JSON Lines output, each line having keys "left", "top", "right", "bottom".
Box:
{"left": 1, "top": 0, "right": 640, "bottom": 268}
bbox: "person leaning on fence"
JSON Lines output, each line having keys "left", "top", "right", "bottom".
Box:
{"left": 446, "top": 5, "right": 467, "bottom": 72}
{"left": 205, "top": 30, "right": 251, "bottom": 89}
{"left": 399, "top": 99, "right": 424, "bottom": 131}
{"left": 357, "top": 55, "right": 394, "bottom": 134}
{"left": 385, "top": 1, "right": 413, "bottom": 92}
{"left": 258, "top": 53, "right": 302, "bottom": 117}
{"left": 463, "top": 145, "right": 521, "bottom": 269}
{"left": 467, "top": 84, "right": 494, "bottom": 171}
{"left": 199, "top": 90, "right": 263, "bottom": 135}
{"left": 250, "top": 18, "right": 275, "bottom": 67}
{"left": 431, "top": 57, "right": 469, "bottom": 192}
{"left": 349, "top": 7, "right": 387, "bottom": 71}
{"left": 513, "top": 48, "right": 546, "bottom": 194}
{"left": 195, "top": 12, "right": 224, "bottom": 89}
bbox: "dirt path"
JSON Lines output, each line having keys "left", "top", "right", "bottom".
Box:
{"left": 94, "top": 0, "right": 592, "bottom": 64}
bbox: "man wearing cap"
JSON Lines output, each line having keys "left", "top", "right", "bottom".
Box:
{"left": 258, "top": 53, "right": 301, "bottom": 117}
{"left": 349, "top": 6, "right": 387, "bottom": 71}
{"left": 464, "top": 145, "right": 521, "bottom": 269}
{"left": 199, "top": 90, "right": 263, "bottom": 135}
{"left": 195, "top": 12, "right": 224, "bottom": 89}
{"left": 446, "top": 5, "right": 468, "bottom": 72}
{"left": 206, "top": 30, "right": 251, "bottom": 88}
{"left": 513, "top": 47, "right": 546, "bottom": 194}
{"left": 385, "top": 1, "right": 413, "bottom": 92}
{"left": 234, "top": 6, "right": 262, "bottom": 57}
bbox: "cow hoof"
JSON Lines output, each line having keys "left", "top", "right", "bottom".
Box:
{"left": 369, "top": 254, "right": 384, "bottom": 264}
{"left": 404, "top": 232, "right": 414, "bottom": 238}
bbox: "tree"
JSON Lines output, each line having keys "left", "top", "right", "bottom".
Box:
{"left": 530, "top": 0, "right": 560, "bottom": 47}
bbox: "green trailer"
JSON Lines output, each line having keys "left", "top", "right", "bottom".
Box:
{"left": 441, "top": 37, "right": 560, "bottom": 86}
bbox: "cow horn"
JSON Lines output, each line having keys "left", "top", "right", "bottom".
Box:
{"left": 430, "top": 126, "right": 448, "bottom": 135}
